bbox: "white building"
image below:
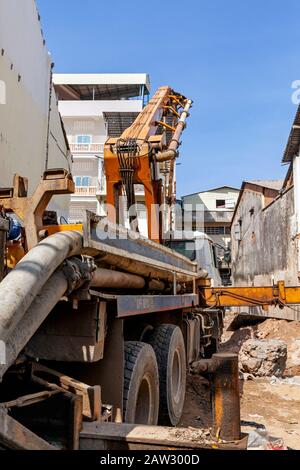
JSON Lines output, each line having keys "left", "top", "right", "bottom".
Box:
{"left": 53, "top": 74, "right": 150, "bottom": 226}
{"left": 0, "top": 0, "right": 71, "bottom": 220}
{"left": 182, "top": 186, "right": 240, "bottom": 247}
{"left": 181, "top": 186, "right": 240, "bottom": 283}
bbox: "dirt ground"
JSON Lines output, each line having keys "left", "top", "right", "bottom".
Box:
{"left": 180, "top": 313, "right": 300, "bottom": 449}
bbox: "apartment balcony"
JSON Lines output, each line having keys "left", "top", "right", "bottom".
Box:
{"left": 189, "top": 210, "right": 234, "bottom": 224}
{"left": 70, "top": 143, "right": 104, "bottom": 154}
{"left": 74, "top": 186, "right": 98, "bottom": 197}
{"left": 203, "top": 211, "right": 233, "bottom": 223}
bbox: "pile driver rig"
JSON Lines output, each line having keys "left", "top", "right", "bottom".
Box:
{"left": 1, "top": 83, "right": 300, "bottom": 451}
{"left": 104, "top": 86, "right": 192, "bottom": 242}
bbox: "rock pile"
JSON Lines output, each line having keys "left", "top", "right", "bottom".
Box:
{"left": 240, "top": 339, "right": 287, "bottom": 377}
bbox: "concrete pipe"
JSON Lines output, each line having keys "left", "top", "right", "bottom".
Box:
{"left": 0, "top": 269, "right": 68, "bottom": 380}
{"left": 91, "top": 268, "right": 165, "bottom": 291}
{"left": 0, "top": 231, "right": 83, "bottom": 344}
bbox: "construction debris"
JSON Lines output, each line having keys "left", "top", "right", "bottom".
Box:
{"left": 247, "top": 427, "right": 287, "bottom": 451}
{"left": 240, "top": 339, "right": 287, "bottom": 377}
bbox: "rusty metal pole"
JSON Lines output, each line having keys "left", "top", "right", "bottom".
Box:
{"left": 211, "top": 353, "right": 241, "bottom": 441}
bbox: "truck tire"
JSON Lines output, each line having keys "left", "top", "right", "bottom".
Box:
{"left": 148, "top": 325, "right": 186, "bottom": 426}
{"left": 123, "top": 341, "right": 159, "bottom": 425}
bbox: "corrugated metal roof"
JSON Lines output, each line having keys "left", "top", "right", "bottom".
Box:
{"left": 103, "top": 112, "right": 139, "bottom": 137}
{"left": 53, "top": 74, "right": 151, "bottom": 101}
{"left": 283, "top": 105, "right": 300, "bottom": 163}
{"left": 245, "top": 180, "right": 283, "bottom": 191}
{"left": 182, "top": 186, "right": 240, "bottom": 198}
{"left": 53, "top": 74, "right": 150, "bottom": 88}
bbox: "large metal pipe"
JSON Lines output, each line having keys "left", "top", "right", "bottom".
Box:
{"left": 91, "top": 268, "right": 165, "bottom": 291}
{"left": 0, "top": 231, "right": 83, "bottom": 345}
{"left": 0, "top": 270, "right": 68, "bottom": 379}
{"left": 156, "top": 99, "right": 193, "bottom": 162}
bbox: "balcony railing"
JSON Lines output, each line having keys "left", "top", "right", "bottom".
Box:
{"left": 70, "top": 143, "right": 104, "bottom": 154}
{"left": 74, "top": 186, "right": 98, "bottom": 197}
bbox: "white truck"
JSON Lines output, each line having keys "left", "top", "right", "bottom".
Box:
{"left": 165, "top": 231, "right": 223, "bottom": 287}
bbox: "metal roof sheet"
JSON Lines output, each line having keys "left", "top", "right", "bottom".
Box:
{"left": 283, "top": 105, "right": 300, "bottom": 163}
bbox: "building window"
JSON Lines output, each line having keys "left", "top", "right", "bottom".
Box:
{"left": 75, "top": 176, "right": 92, "bottom": 187}
{"left": 204, "top": 226, "right": 225, "bottom": 235}
{"left": 216, "top": 199, "right": 236, "bottom": 209}
{"left": 225, "top": 226, "right": 231, "bottom": 235}
{"left": 216, "top": 199, "right": 226, "bottom": 208}
{"left": 76, "top": 135, "right": 92, "bottom": 144}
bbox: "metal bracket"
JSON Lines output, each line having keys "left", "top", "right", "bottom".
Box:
{"left": 0, "top": 169, "right": 75, "bottom": 250}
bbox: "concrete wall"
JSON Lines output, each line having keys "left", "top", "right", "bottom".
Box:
{"left": 231, "top": 186, "right": 300, "bottom": 320}
{"left": 0, "top": 0, "right": 71, "bottom": 219}
{"left": 59, "top": 97, "right": 149, "bottom": 235}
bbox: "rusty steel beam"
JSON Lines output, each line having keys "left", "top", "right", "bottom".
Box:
{"left": 191, "top": 353, "right": 241, "bottom": 442}
{"left": 211, "top": 353, "right": 241, "bottom": 442}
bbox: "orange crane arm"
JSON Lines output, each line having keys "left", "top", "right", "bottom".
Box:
{"left": 199, "top": 280, "right": 300, "bottom": 310}
{"left": 104, "top": 87, "right": 192, "bottom": 242}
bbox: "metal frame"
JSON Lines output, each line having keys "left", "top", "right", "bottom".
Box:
{"left": 0, "top": 169, "right": 74, "bottom": 250}
{"left": 201, "top": 280, "right": 300, "bottom": 309}
{"left": 83, "top": 211, "right": 198, "bottom": 284}
{"left": 115, "top": 294, "right": 198, "bottom": 318}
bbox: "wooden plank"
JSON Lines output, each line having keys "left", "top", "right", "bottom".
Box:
{"left": 32, "top": 363, "right": 101, "bottom": 421}
{"left": 0, "top": 409, "right": 56, "bottom": 450}
{"left": 80, "top": 423, "right": 248, "bottom": 450}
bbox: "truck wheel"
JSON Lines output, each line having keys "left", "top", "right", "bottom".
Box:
{"left": 123, "top": 341, "right": 159, "bottom": 425}
{"left": 148, "top": 325, "right": 186, "bottom": 426}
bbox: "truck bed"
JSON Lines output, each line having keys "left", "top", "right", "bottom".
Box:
{"left": 82, "top": 211, "right": 202, "bottom": 283}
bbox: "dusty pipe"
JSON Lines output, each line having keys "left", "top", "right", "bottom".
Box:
{"left": 156, "top": 99, "right": 193, "bottom": 162}
{"left": 0, "top": 231, "right": 83, "bottom": 344}
{"left": 0, "top": 270, "right": 68, "bottom": 380}
{"left": 91, "top": 268, "right": 165, "bottom": 291}
{"left": 211, "top": 353, "right": 241, "bottom": 441}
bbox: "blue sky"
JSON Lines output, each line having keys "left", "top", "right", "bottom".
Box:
{"left": 37, "top": 0, "right": 300, "bottom": 196}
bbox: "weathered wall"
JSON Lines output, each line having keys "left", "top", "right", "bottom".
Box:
{"left": 231, "top": 187, "right": 300, "bottom": 320}
{"left": 0, "top": 0, "right": 71, "bottom": 219}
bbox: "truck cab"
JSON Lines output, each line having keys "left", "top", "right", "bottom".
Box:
{"left": 165, "top": 231, "right": 223, "bottom": 287}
